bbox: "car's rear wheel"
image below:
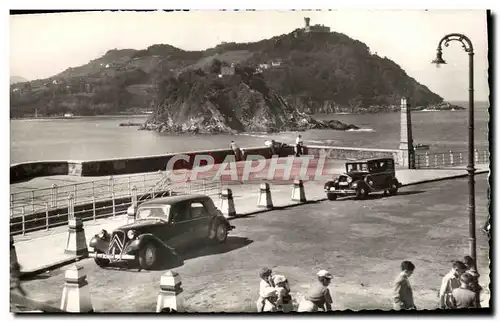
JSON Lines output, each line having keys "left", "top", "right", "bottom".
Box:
{"left": 389, "top": 181, "right": 399, "bottom": 196}
{"left": 94, "top": 251, "right": 110, "bottom": 268}
{"left": 138, "top": 243, "right": 157, "bottom": 270}
{"left": 327, "top": 193, "right": 337, "bottom": 201}
{"left": 356, "top": 187, "right": 368, "bottom": 200}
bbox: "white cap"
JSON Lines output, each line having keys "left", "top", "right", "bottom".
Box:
{"left": 273, "top": 274, "right": 287, "bottom": 284}
{"left": 317, "top": 269, "right": 333, "bottom": 279}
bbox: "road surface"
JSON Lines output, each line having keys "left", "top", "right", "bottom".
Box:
{"left": 20, "top": 174, "right": 490, "bottom": 312}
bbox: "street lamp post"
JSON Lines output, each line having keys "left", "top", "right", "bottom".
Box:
{"left": 431, "top": 34, "right": 477, "bottom": 270}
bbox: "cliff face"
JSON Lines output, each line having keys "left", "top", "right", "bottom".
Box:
{"left": 10, "top": 29, "right": 444, "bottom": 119}
{"left": 142, "top": 68, "right": 358, "bottom": 134}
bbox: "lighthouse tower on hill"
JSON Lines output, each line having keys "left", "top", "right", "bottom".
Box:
{"left": 303, "top": 17, "right": 331, "bottom": 33}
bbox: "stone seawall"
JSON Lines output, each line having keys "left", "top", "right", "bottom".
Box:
{"left": 10, "top": 146, "right": 295, "bottom": 184}
{"left": 10, "top": 145, "right": 400, "bottom": 184}
{"left": 304, "top": 145, "right": 400, "bottom": 163}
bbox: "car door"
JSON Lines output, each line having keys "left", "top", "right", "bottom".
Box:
{"left": 368, "top": 161, "right": 384, "bottom": 190}
{"left": 167, "top": 202, "right": 195, "bottom": 249}
{"left": 188, "top": 199, "right": 213, "bottom": 241}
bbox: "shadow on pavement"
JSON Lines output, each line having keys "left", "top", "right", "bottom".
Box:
{"left": 332, "top": 190, "right": 426, "bottom": 202}
{"left": 153, "top": 236, "right": 254, "bottom": 271}
{"left": 100, "top": 236, "right": 254, "bottom": 272}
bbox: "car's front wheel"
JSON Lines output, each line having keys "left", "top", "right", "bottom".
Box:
{"left": 327, "top": 193, "right": 337, "bottom": 201}
{"left": 214, "top": 223, "right": 228, "bottom": 244}
{"left": 356, "top": 187, "right": 368, "bottom": 200}
{"left": 389, "top": 181, "right": 399, "bottom": 196}
{"left": 138, "top": 243, "right": 157, "bottom": 270}
{"left": 94, "top": 251, "right": 110, "bottom": 268}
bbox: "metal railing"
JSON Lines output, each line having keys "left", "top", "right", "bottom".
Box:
{"left": 415, "top": 149, "right": 489, "bottom": 169}
{"left": 10, "top": 172, "right": 222, "bottom": 236}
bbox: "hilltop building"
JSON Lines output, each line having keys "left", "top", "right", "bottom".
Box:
{"left": 303, "top": 17, "right": 330, "bottom": 33}
{"left": 220, "top": 63, "right": 236, "bottom": 76}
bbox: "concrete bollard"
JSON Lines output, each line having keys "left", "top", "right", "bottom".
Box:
{"left": 257, "top": 183, "right": 273, "bottom": 209}
{"left": 219, "top": 188, "right": 236, "bottom": 218}
{"left": 64, "top": 219, "right": 88, "bottom": 257}
{"left": 60, "top": 265, "right": 93, "bottom": 312}
{"left": 291, "top": 179, "right": 306, "bottom": 203}
{"left": 156, "top": 270, "right": 183, "bottom": 313}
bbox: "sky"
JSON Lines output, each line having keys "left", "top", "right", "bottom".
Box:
{"left": 9, "top": 10, "right": 489, "bottom": 101}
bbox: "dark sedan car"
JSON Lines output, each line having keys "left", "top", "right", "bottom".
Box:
{"left": 324, "top": 158, "right": 401, "bottom": 200}
{"left": 88, "top": 194, "right": 235, "bottom": 270}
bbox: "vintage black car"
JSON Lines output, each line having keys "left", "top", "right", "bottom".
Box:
{"left": 88, "top": 194, "right": 235, "bottom": 270}
{"left": 324, "top": 158, "right": 401, "bottom": 200}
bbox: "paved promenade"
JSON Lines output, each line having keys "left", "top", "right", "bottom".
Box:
{"left": 19, "top": 174, "right": 491, "bottom": 311}
{"left": 13, "top": 163, "right": 489, "bottom": 277}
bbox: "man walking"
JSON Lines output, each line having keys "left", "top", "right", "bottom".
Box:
{"left": 295, "top": 134, "right": 303, "bottom": 157}
{"left": 230, "top": 141, "right": 242, "bottom": 162}
{"left": 439, "top": 261, "right": 467, "bottom": 309}
{"left": 451, "top": 273, "right": 478, "bottom": 309}
{"left": 393, "top": 261, "right": 416, "bottom": 310}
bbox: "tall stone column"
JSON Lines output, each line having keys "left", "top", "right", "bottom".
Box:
{"left": 398, "top": 97, "right": 415, "bottom": 169}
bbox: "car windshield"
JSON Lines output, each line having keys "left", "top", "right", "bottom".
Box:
{"left": 346, "top": 163, "right": 368, "bottom": 172}
{"left": 136, "top": 205, "right": 171, "bottom": 222}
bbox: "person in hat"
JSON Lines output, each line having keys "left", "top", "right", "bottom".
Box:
{"left": 451, "top": 273, "right": 478, "bottom": 308}
{"left": 393, "top": 260, "right": 416, "bottom": 310}
{"left": 297, "top": 269, "right": 334, "bottom": 312}
{"left": 439, "top": 261, "right": 467, "bottom": 309}
{"left": 295, "top": 134, "right": 303, "bottom": 157}
{"left": 273, "top": 274, "right": 293, "bottom": 312}
{"left": 256, "top": 267, "right": 277, "bottom": 312}
{"left": 463, "top": 255, "right": 482, "bottom": 307}
{"left": 230, "top": 141, "right": 242, "bottom": 162}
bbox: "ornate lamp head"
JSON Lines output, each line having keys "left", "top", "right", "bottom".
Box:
{"left": 431, "top": 48, "right": 447, "bottom": 67}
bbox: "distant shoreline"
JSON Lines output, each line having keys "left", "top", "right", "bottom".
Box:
{"left": 10, "top": 114, "right": 150, "bottom": 121}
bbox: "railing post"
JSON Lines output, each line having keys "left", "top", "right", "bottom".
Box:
{"left": 45, "top": 203, "right": 50, "bottom": 231}
{"left": 108, "top": 176, "right": 113, "bottom": 192}
{"left": 92, "top": 181, "right": 96, "bottom": 222}
{"left": 132, "top": 185, "right": 138, "bottom": 208}
{"left": 21, "top": 206, "right": 25, "bottom": 236}
{"left": 110, "top": 177, "right": 116, "bottom": 218}
{"left": 10, "top": 194, "right": 13, "bottom": 217}
{"left": 425, "top": 152, "right": 429, "bottom": 168}
{"left": 483, "top": 150, "right": 488, "bottom": 164}
{"left": 68, "top": 194, "right": 75, "bottom": 221}
{"left": 434, "top": 154, "right": 438, "bottom": 168}
{"left": 51, "top": 184, "right": 58, "bottom": 208}
{"left": 441, "top": 153, "right": 446, "bottom": 167}
{"left": 449, "top": 150, "right": 454, "bottom": 166}
{"left": 475, "top": 149, "right": 479, "bottom": 163}
{"left": 73, "top": 184, "right": 78, "bottom": 204}
{"left": 31, "top": 190, "right": 35, "bottom": 215}
{"left": 128, "top": 177, "right": 131, "bottom": 196}
{"left": 143, "top": 174, "right": 147, "bottom": 194}
{"left": 459, "top": 152, "right": 463, "bottom": 165}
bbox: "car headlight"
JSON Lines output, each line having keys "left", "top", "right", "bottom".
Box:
{"left": 347, "top": 176, "right": 353, "bottom": 183}
{"left": 98, "top": 229, "right": 108, "bottom": 239}
{"left": 127, "top": 230, "right": 136, "bottom": 240}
